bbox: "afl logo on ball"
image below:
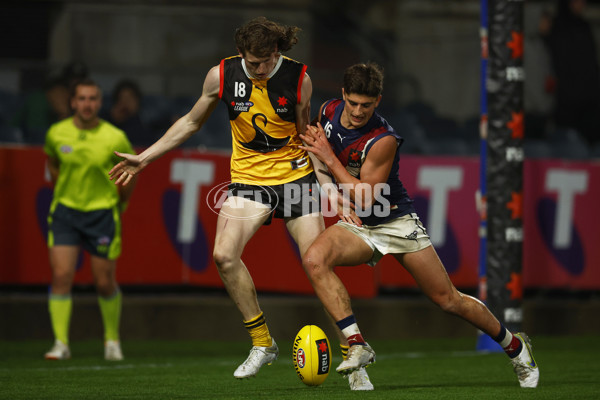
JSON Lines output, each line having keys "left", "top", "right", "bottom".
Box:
{"left": 296, "top": 348, "right": 306, "bottom": 368}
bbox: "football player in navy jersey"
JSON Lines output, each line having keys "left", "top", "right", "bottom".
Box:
{"left": 300, "top": 62, "right": 539, "bottom": 389}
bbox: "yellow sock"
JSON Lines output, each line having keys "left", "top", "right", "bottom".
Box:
{"left": 98, "top": 290, "right": 122, "bottom": 342}
{"left": 243, "top": 312, "right": 272, "bottom": 347}
{"left": 48, "top": 293, "right": 72, "bottom": 344}
{"left": 340, "top": 344, "right": 349, "bottom": 360}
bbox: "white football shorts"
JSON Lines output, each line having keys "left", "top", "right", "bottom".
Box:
{"left": 336, "top": 212, "right": 432, "bottom": 266}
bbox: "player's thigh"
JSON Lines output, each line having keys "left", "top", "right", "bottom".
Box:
{"left": 393, "top": 245, "right": 457, "bottom": 299}
{"left": 307, "top": 225, "right": 374, "bottom": 268}
{"left": 214, "top": 197, "right": 271, "bottom": 257}
{"left": 90, "top": 255, "right": 117, "bottom": 280}
{"left": 48, "top": 245, "right": 80, "bottom": 280}
{"left": 284, "top": 212, "right": 325, "bottom": 256}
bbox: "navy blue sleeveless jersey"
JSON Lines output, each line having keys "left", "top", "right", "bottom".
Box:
{"left": 320, "top": 99, "right": 415, "bottom": 226}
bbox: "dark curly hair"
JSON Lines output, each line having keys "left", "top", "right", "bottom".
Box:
{"left": 343, "top": 63, "right": 384, "bottom": 98}
{"left": 234, "top": 17, "right": 301, "bottom": 57}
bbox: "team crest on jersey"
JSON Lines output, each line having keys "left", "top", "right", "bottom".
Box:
{"left": 59, "top": 145, "right": 73, "bottom": 154}
{"left": 347, "top": 149, "right": 363, "bottom": 168}
{"left": 231, "top": 101, "right": 254, "bottom": 112}
{"left": 239, "top": 113, "right": 291, "bottom": 153}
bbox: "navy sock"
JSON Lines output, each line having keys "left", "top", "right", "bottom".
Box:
{"left": 493, "top": 324, "right": 522, "bottom": 358}
{"left": 335, "top": 315, "right": 356, "bottom": 331}
{"left": 336, "top": 315, "right": 366, "bottom": 347}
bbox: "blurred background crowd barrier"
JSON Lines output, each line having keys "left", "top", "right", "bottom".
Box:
{"left": 1, "top": 147, "right": 598, "bottom": 294}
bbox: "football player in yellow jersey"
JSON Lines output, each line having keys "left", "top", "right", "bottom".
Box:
{"left": 109, "top": 17, "right": 371, "bottom": 389}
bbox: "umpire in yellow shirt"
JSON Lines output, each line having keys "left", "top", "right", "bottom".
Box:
{"left": 43, "top": 78, "right": 136, "bottom": 361}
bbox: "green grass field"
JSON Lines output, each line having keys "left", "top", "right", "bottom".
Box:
{"left": 1, "top": 336, "right": 598, "bottom": 399}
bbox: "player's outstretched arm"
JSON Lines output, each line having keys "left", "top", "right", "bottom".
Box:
{"left": 109, "top": 66, "right": 221, "bottom": 186}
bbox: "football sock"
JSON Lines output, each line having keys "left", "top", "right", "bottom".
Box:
{"left": 335, "top": 315, "right": 366, "bottom": 346}
{"left": 244, "top": 312, "right": 272, "bottom": 347}
{"left": 98, "top": 289, "right": 122, "bottom": 342}
{"left": 48, "top": 293, "right": 72, "bottom": 345}
{"left": 493, "top": 324, "right": 523, "bottom": 358}
{"left": 340, "top": 344, "right": 349, "bottom": 360}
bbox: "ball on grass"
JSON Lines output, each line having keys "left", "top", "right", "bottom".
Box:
{"left": 292, "top": 325, "right": 331, "bottom": 386}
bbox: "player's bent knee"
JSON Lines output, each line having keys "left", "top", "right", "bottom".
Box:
{"left": 301, "top": 251, "right": 327, "bottom": 280}
{"left": 51, "top": 271, "right": 74, "bottom": 288}
{"left": 212, "top": 247, "right": 231, "bottom": 267}
{"left": 301, "top": 256, "right": 316, "bottom": 276}
{"left": 212, "top": 247, "right": 242, "bottom": 273}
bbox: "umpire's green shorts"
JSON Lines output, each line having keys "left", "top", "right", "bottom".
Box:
{"left": 47, "top": 202, "right": 122, "bottom": 259}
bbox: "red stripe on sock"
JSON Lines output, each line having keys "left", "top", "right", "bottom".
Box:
{"left": 504, "top": 335, "right": 522, "bottom": 357}
{"left": 347, "top": 334, "right": 366, "bottom": 346}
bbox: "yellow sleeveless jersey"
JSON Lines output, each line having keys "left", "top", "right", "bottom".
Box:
{"left": 219, "top": 55, "right": 313, "bottom": 185}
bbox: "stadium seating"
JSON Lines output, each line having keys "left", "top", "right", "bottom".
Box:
{"left": 0, "top": 87, "right": 596, "bottom": 159}
{"left": 0, "top": 125, "right": 24, "bottom": 143}
{"left": 524, "top": 139, "right": 554, "bottom": 159}
{"left": 590, "top": 143, "right": 600, "bottom": 159}
{"left": 547, "top": 128, "right": 590, "bottom": 159}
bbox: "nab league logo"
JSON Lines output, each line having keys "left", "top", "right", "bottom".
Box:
{"left": 231, "top": 101, "right": 254, "bottom": 112}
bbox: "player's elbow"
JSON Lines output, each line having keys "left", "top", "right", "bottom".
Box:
{"left": 180, "top": 114, "right": 202, "bottom": 135}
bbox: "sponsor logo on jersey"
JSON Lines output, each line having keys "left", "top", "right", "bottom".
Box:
{"left": 347, "top": 149, "right": 362, "bottom": 168}
{"left": 59, "top": 145, "right": 73, "bottom": 154}
{"left": 276, "top": 97, "right": 289, "bottom": 113}
{"left": 230, "top": 101, "right": 254, "bottom": 112}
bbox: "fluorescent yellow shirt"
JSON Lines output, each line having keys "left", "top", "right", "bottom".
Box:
{"left": 44, "top": 117, "right": 134, "bottom": 211}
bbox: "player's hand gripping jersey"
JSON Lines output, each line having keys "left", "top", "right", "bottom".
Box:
{"left": 219, "top": 55, "right": 312, "bottom": 185}
{"left": 320, "top": 99, "right": 415, "bottom": 226}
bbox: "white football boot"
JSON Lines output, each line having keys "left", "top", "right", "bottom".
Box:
{"left": 511, "top": 332, "right": 539, "bottom": 388}
{"left": 234, "top": 338, "right": 279, "bottom": 379}
{"left": 44, "top": 339, "right": 71, "bottom": 360}
{"left": 104, "top": 340, "right": 124, "bottom": 361}
{"left": 347, "top": 367, "right": 374, "bottom": 390}
{"left": 336, "top": 343, "right": 375, "bottom": 375}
